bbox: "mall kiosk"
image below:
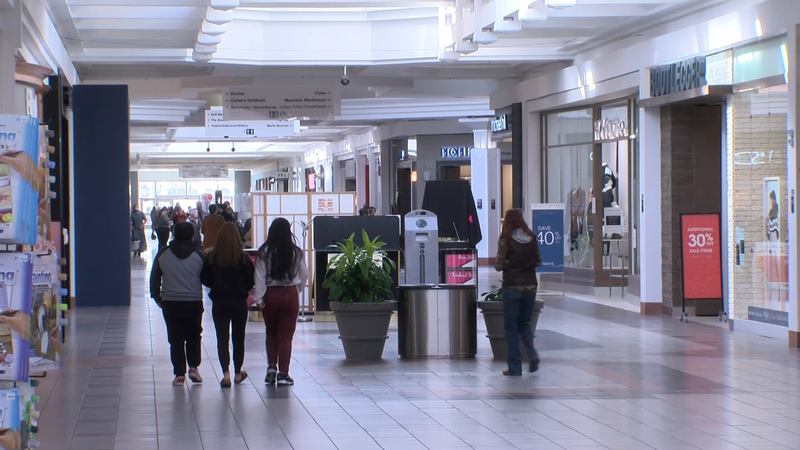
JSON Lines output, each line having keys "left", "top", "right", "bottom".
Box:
{"left": 312, "top": 215, "right": 401, "bottom": 312}
{"left": 396, "top": 180, "right": 481, "bottom": 359}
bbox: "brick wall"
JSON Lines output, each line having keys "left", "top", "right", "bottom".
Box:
{"left": 728, "top": 90, "right": 789, "bottom": 320}
{"left": 661, "top": 105, "right": 722, "bottom": 313}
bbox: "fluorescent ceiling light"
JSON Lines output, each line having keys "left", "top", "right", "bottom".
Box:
{"left": 754, "top": 18, "right": 763, "bottom": 37}
{"left": 545, "top": 0, "right": 577, "bottom": 9}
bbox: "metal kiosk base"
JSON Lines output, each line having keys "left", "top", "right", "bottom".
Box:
{"left": 398, "top": 285, "right": 477, "bottom": 358}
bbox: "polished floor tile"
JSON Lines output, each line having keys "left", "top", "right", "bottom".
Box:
{"left": 32, "top": 249, "right": 800, "bottom": 449}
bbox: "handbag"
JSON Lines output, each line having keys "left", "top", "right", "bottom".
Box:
{"left": 151, "top": 230, "right": 157, "bottom": 240}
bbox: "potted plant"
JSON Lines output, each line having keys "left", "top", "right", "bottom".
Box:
{"left": 477, "top": 283, "right": 542, "bottom": 360}
{"left": 322, "top": 230, "right": 397, "bottom": 360}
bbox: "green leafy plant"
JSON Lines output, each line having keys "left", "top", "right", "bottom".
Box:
{"left": 480, "top": 283, "right": 503, "bottom": 302}
{"left": 322, "top": 230, "right": 396, "bottom": 304}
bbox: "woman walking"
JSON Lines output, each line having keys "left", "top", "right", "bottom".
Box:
{"left": 201, "top": 223, "right": 255, "bottom": 387}
{"left": 131, "top": 204, "right": 148, "bottom": 257}
{"left": 155, "top": 207, "right": 172, "bottom": 250}
{"left": 253, "top": 218, "right": 307, "bottom": 386}
{"left": 494, "top": 208, "right": 542, "bottom": 376}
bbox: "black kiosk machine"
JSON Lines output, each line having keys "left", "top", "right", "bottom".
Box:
{"left": 421, "top": 180, "right": 482, "bottom": 284}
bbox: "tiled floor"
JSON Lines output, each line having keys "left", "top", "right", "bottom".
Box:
{"left": 34, "top": 249, "right": 800, "bottom": 449}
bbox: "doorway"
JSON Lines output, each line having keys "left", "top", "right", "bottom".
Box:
{"left": 397, "top": 168, "right": 412, "bottom": 217}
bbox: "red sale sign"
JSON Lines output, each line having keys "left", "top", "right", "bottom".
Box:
{"left": 681, "top": 214, "right": 723, "bottom": 299}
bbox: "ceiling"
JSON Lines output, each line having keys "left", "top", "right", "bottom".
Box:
{"left": 43, "top": 0, "right": 718, "bottom": 171}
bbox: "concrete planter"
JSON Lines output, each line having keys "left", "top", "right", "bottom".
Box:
{"left": 330, "top": 301, "right": 397, "bottom": 360}
{"left": 477, "top": 300, "right": 542, "bottom": 360}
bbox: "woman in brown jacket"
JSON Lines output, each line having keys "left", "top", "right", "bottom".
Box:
{"left": 494, "top": 208, "right": 542, "bottom": 376}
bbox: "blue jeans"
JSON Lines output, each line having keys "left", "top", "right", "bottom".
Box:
{"left": 502, "top": 287, "right": 541, "bottom": 374}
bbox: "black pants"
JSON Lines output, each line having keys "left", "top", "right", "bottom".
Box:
{"left": 162, "top": 301, "right": 203, "bottom": 376}
{"left": 156, "top": 227, "right": 170, "bottom": 250}
{"left": 212, "top": 300, "right": 248, "bottom": 374}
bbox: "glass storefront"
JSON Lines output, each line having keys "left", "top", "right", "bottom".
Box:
{"left": 727, "top": 84, "right": 790, "bottom": 325}
{"left": 543, "top": 101, "right": 639, "bottom": 279}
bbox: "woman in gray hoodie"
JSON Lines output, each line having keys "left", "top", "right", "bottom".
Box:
{"left": 494, "top": 208, "right": 542, "bottom": 376}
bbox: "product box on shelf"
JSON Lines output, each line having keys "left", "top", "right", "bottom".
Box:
{"left": 29, "top": 257, "right": 61, "bottom": 372}
{"left": 16, "top": 382, "right": 36, "bottom": 450}
{"left": 0, "top": 254, "right": 33, "bottom": 382}
{"left": 0, "top": 115, "right": 40, "bottom": 245}
{"left": 0, "top": 388, "right": 21, "bottom": 450}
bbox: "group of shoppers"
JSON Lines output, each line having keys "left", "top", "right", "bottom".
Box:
{"left": 149, "top": 210, "right": 307, "bottom": 388}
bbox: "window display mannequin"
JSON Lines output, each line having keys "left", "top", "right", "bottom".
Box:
{"left": 602, "top": 163, "right": 617, "bottom": 208}
{"left": 569, "top": 186, "right": 585, "bottom": 250}
{"left": 767, "top": 190, "right": 779, "bottom": 241}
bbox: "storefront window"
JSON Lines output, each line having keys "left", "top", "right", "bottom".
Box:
{"left": 546, "top": 144, "right": 593, "bottom": 268}
{"left": 544, "top": 102, "right": 638, "bottom": 275}
{"left": 727, "top": 85, "right": 789, "bottom": 325}
{"left": 138, "top": 182, "right": 155, "bottom": 199}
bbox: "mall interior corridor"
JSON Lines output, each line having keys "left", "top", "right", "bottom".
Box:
{"left": 27, "top": 252, "right": 800, "bottom": 450}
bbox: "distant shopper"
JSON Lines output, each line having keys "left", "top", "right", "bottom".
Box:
{"left": 150, "top": 206, "right": 159, "bottom": 227}
{"left": 196, "top": 201, "right": 205, "bottom": 221}
{"left": 494, "top": 208, "right": 542, "bottom": 376}
{"left": 155, "top": 207, "right": 171, "bottom": 250}
{"left": 253, "top": 217, "right": 308, "bottom": 386}
{"left": 189, "top": 210, "right": 202, "bottom": 252}
{"left": 131, "top": 204, "right": 147, "bottom": 257}
{"left": 368, "top": 206, "right": 377, "bottom": 216}
{"left": 201, "top": 204, "right": 225, "bottom": 251}
{"left": 201, "top": 223, "right": 255, "bottom": 388}
{"left": 174, "top": 206, "right": 188, "bottom": 223}
{"left": 150, "top": 221, "right": 205, "bottom": 386}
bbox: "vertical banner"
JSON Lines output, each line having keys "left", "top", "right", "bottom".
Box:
{"left": 680, "top": 214, "right": 723, "bottom": 299}
{"left": 531, "top": 204, "right": 565, "bottom": 273}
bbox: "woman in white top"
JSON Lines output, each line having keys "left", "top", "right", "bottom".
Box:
{"left": 253, "top": 218, "right": 308, "bottom": 386}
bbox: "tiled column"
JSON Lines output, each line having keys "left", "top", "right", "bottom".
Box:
{"left": 638, "top": 107, "right": 662, "bottom": 314}
{"left": 787, "top": 24, "right": 800, "bottom": 347}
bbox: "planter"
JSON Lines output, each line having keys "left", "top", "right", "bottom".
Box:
{"left": 330, "top": 301, "right": 397, "bottom": 360}
{"left": 477, "top": 300, "right": 542, "bottom": 361}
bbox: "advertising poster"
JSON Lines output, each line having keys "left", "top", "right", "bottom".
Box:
{"left": 531, "top": 204, "right": 565, "bottom": 273}
{"left": 0, "top": 115, "right": 40, "bottom": 245}
{"left": 444, "top": 252, "right": 476, "bottom": 285}
{"left": 0, "top": 388, "right": 20, "bottom": 450}
{"left": 680, "top": 214, "right": 722, "bottom": 300}
{"left": 0, "top": 253, "right": 33, "bottom": 382}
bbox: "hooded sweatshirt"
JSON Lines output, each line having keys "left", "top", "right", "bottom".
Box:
{"left": 495, "top": 229, "right": 542, "bottom": 288}
{"left": 150, "top": 239, "right": 204, "bottom": 303}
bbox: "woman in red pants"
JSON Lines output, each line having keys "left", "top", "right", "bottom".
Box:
{"left": 253, "top": 218, "right": 308, "bottom": 386}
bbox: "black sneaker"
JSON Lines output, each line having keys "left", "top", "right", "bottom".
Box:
{"left": 529, "top": 360, "right": 539, "bottom": 373}
{"left": 276, "top": 372, "right": 294, "bottom": 386}
{"left": 265, "top": 365, "right": 277, "bottom": 385}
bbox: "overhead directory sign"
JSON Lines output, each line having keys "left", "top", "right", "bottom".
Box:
{"left": 223, "top": 87, "right": 340, "bottom": 120}
{"left": 531, "top": 204, "right": 565, "bottom": 273}
{"left": 204, "top": 109, "right": 298, "bottom": 138}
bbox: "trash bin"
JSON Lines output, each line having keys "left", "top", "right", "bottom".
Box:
{"left": 398, "top": 285, "right": 477, "bottom": 358}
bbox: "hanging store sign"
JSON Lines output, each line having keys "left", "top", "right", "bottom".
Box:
{"left": 650, "top": 56, "right": 707, "bottom": 98}
{"left": 205, "top": 109, "right": 299, "bottom": 137}
{"left": 441, "top": 146, "right": 473, "bottom": 159}
{"left": 223, "top": 86, "right": 340, "bottom": 120}
{"left": 594, "top": 118, "right": 629, "bottom": 141}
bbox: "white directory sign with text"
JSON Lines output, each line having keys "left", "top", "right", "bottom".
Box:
{"left": 204, "top": 109, "right": 299, "bottom": 138}
{"left": 223, "top": 87, "right": 340, "bottom": 120}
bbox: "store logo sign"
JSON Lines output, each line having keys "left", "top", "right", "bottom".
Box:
{"left": 491, "top": 114, "right": 508, "bottom": 132}
{"left": 441, "top": 146, "right": 473, "bottom": 159}
{"left": 594, "top": 118, "right": 629, "bottom": 141}
{"left": 650, "top": 57, "right": 706, "bottom": 97}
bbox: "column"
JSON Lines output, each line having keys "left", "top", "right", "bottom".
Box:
{"left": 470, "top": 124, "right": 500, "bottom": 265}
{"left": 638, "top": 106, "right": 663, "bottom": 314}
{"left": 787, "top": 24, "right": 800, "bottom": 346}
{"left": 73, "top": 85, "right": 131, "bottom": 307}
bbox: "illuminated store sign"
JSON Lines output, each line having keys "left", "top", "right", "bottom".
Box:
{"left": 594, "top": 118, "right": 629, "bottom": 141}
{"left": 650, "top": 56, "right": 706, "bottom": 98}
{"left": 441, "top": 146, "right": 474, "bottom": 159}
{"left": 491, "top": 114, "right": 509, "bottom": 132}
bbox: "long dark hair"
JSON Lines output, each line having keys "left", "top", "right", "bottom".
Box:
{"left": 207, "top": 223, "right": 246, "bottom": 267}
{"left": 257, "top": 218, "right": 300, "bottom": 282}
{"left": 500, "top": 208, "right": 535, "bottom": 241}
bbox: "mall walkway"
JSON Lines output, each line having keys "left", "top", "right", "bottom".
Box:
{"left": 33, "top": 251, "right": 800, "bottom": 450}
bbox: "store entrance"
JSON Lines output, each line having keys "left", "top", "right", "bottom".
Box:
{"left": 397, "top": 167, "right": 412, "bottom": 217}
